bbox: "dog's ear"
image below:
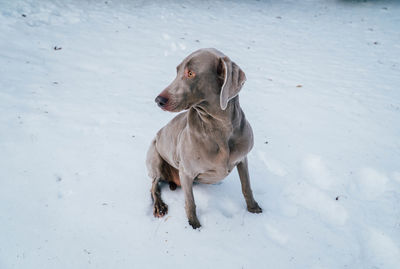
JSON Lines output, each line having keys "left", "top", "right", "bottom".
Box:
{"left": 217, "top": 56, "right": 246, "bottom": 110}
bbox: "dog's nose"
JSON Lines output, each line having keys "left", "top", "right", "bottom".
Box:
{"left": 155, "top": 96, "right": 169, "bottom": 108}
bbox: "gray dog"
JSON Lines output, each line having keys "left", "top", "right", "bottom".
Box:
{"left": 146, "top": 48, "right": 262, "bottom": 229}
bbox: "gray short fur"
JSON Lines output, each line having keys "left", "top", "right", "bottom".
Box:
{"left": 146, "top": 48, "right": 262, "bottom": 229}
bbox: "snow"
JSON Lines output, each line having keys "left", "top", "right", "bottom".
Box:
{"left": 1, "top": 0, "right": 400, "bottom": 268}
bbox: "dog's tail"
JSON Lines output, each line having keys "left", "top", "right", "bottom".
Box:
{"left": 161, "top": 160, "right": 181, "bottom": 190}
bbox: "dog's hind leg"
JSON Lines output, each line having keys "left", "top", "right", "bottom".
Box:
{"left": 150, "top": 177, "right": 168, "bottom": 217}
{"left": 161, "top": 161, "right": 181, "bottom": 191}
{"left": 146, "top": 139, "right": 168, "bottom": 217}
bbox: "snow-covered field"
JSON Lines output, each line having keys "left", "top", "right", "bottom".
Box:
{"left": 1, "top": 0, "right": 400, "bottom": 268}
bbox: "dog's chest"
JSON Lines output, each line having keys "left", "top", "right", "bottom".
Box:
{"left": 177, "top": 109, "right": 253, "bottom": 183}
{"left": 193, "top": 137, "right": 247, "bottom": 184}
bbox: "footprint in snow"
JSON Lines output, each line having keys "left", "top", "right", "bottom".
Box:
{"left": 257, "top": 150, "right": 288, "bottom": 177}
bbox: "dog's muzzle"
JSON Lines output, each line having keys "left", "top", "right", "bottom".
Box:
{"left": 155, "top": 95, "right": 169, "bottom": 108}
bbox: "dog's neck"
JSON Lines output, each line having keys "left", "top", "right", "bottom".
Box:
{"left": 189, "top": 96, "right": 242, "bottom": 134}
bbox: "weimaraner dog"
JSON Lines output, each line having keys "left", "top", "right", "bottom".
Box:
{"left": 146, "top": 48, "right": 262, "bottom": 229}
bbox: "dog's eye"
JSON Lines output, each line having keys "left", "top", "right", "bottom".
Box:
{"left": 185, "top": 69, "right": 195, "bottom": 79}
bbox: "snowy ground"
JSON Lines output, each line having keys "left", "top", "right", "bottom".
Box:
{"left": 1, "top": 0, "right": 400, "bottom": 268}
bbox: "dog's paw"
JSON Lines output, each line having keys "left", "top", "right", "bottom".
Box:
{"left": 247, "top": 202, "right": 262, "bottom": 214}
{"left": 153, "top": 200, "right": 168, "bottom": 218}
{"left": 188, "top": 218, "right": 201, "bottom": 229}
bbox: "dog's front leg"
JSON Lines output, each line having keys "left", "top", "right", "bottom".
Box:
{"left": 237, "top": 157, "right": 262, "bottom": 213}
{"left": 180, "top": 171, "right": 201, "bottom": 229}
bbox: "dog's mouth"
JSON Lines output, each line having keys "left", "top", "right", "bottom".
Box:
{"left": 161, "top": 105, "right": 175, "bottom": 112}
{"left": 162, "top": 100, "right": 192, "bottom": 112}
{"left": 162, "top": 104, "right": 188, "bottom": 112}
{"left": 158, "top": 102, "right": 181, "bottom": 112}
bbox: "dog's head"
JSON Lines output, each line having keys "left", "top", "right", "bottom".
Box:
{"left": 155, "top": 48, "right": 246, "bottom": 112}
